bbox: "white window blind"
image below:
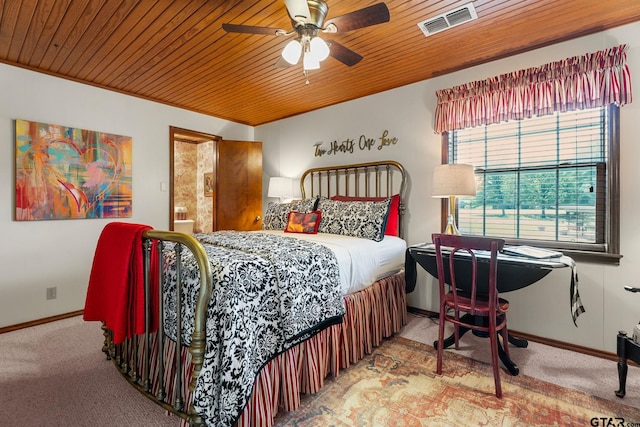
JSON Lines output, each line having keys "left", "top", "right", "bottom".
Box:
{"left": 451, "top": 107, "right": 607, "bottom": 248}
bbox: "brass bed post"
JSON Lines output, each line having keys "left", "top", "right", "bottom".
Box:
{"left": 385, "top": 165, "right": 391, "bottom": 197}
{"left": 121, "top": 340, "right": 128, "bottom": 374}
{"left": 138, "top": 230, "right": 212, "bottom": 426}
{"left": 363, "top": 166, "right": 368, "bottom": 195}
{"left": 371, "top": 165, "right": 377, "bottom": 196}
{"left": 156, "top": 240, "right": 167, "bottom": 402}
{"left": 325, "top": 170, "right": 330, "bottom": 196}
{"left": 131, "top": 333, "right": 138, "bottom": 381}
{"left": 174, "top": 243, "right": 184, "bottom": 411}
{"left": 103, "top": 226, "right": 221, "bottom": 423}
{"left": 101, "top": 324, "right": 111, "bottom": 360}
{"left": 326, "top": 171, "right": 330, "bottom": 196}
{"left": 309, "top": 172, "right": 315, "bottom": 197}
{"left": 143, "top": 239, "right": 151, "bottom": 392}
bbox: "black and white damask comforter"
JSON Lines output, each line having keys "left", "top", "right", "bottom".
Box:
{"left": 162, "top": 231, "right": 344, "bottom": 426}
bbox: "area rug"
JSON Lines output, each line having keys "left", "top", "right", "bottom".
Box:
{"left": 275, "top": 336, "right": 640, "bottom": 426}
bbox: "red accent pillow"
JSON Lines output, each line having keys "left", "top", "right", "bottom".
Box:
{"left": 284, "top": 210, "right": 322, "bottom": 234}
{"left": 330, "top": 194, "right": 400, "bottom": 236}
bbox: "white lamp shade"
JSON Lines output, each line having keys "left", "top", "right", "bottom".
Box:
{"left": 310, "top": 37, "right": 330, "bottom": 61}
{"left": 432, "top": 164, "right": 477, "bottom": 197}
{"left": 282, "top": 39, "right": 302, "bottom": 65}
{"left": 267, "top": 177, "right": 294, "bottom": 198}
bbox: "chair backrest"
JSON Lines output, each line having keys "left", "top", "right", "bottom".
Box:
{"left": 431, "top": 233, "right": 506, "bottom": 314}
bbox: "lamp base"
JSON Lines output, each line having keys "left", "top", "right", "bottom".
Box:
{"left": 442, "top": 196, "right": 462, "bottom": 235}
{"left": 443, "top": 213, "right": 461, "bottom": 235}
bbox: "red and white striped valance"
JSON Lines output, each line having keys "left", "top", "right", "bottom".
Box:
{"left": 434, "top": 44, "right": 632, "bottom": 133}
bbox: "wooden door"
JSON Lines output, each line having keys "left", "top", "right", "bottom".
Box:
{"left": 215, "top": 140, "right": 262, "bottom": 231}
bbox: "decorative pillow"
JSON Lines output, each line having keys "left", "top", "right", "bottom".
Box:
{"left": 317, "top": 197, "right": 391, "bottom": 242}
{"left": 284, "top": 210, "right": 322, "bottom": 234}
{"left": 330, "top": 194, "right": 400, "bottom": 236}
{"left": 262, "top": 198, "right": 318, "bottom": 230}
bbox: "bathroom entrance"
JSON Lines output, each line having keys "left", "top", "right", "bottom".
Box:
{"left": 170, "top": 126, "right": 263, "bottom": 233}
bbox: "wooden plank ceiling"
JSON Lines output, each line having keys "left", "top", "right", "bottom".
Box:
{"left": 2, "top": 0, "right": 640, "bottom": 126}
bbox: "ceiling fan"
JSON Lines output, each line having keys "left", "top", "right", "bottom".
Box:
{"left": 222, "top": 0, "right": 390, "bottom": 71}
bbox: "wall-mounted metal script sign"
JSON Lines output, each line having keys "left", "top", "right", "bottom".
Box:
{"left": 314, "top": 130, "right": 398, "bottom": 157}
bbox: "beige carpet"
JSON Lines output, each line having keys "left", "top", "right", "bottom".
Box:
{"left": 0, "top": 316, "right": 177, "bottom": 427}
{"left": 276, "top": 336, "right": 640, "bottom": 426}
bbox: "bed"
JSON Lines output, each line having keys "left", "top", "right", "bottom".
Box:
{"left": 85, "top": 160, "right": 408, "bottom": 426}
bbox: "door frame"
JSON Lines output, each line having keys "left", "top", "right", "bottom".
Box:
{"left": 169, "top": 126, "right": 221, "bottom": 231}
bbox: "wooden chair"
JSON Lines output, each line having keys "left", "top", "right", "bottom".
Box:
{"left": 432, "top": 233, "right": 508, "bottom": 397}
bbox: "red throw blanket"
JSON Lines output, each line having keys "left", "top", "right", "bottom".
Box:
{"left": 83, "top": 222, "right": 158, "bottom": 344}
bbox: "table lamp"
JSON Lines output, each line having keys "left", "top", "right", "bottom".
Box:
{"left": 432, "top": 163, "right": 477, "bottom": 234}
{"left": 267, "top": 177, "right": 294, "bottom": 203}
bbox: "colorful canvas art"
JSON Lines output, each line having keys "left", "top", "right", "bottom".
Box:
{"left": 15, "top": 119, "right": 133, "bottom": 221}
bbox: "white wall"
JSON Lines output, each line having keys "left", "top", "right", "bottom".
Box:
{"left": 256, "top": 22, "right": 640, "bottom": 353}
{"left": 0, "top": 64, "right": 253, "bottom": 327}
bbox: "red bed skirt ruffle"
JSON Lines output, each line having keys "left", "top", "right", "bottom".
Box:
{"left": 236, "top": 270, "right": 407, "bottom": 427}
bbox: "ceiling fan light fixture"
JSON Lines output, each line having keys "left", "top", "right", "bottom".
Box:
{"left": 223, "top": 1, "right": 391, "bottom": 76}
{"left": 282, "top": 39, "right": 302, "bottom": 64}
{"left": 309, "top": 36, "right": 330, "bottom": 62}
{"left": 303, "top": 53, "right": 320, "bottom": 70}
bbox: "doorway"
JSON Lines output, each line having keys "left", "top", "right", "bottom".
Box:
{"left": 170, "top": 126, "right": 220, "bottom": 233}
{"left": 170, "top": 127, "right": 263, "bottom": 233}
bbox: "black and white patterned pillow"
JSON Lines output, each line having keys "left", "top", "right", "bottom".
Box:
{"left": 317, "top": 197, "right": 391, "bottom": 241}
{"left": 262, "top": 198, "right": 318, "bottom": 230}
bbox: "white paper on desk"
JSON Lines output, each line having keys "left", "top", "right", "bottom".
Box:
{"left": 502, "top": 245, "right": 563, "bottom": 259}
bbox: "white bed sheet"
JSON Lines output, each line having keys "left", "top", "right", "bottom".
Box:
{"left": 257, "top": 230, "right": 406, "bottom": 295}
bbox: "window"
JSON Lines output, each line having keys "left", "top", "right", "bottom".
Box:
{"left": 446, "top": 105, "right": 619, "bottom": 259}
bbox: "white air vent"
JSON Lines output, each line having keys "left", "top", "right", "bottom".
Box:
{"left": 417, "top": 3, "right": 478, "bottom": 37}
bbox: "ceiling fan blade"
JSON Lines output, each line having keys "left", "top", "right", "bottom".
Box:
{"left": 284, "top": 0, "right": 312, "bottom": 24}
{"left": 324, "top": 3, "right": 390, "bottom": 33}
{"left": 222, "top": 23, "right": 285, "bottom": 36}
{"left": 328, "top": 41, "right": 363, "bottom": 67}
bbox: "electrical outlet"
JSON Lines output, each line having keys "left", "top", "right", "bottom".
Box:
{"left": 46, "top": 287, "right": 57, "bottom": 300}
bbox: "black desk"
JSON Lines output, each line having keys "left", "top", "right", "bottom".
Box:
{"left": 407, "top": 243, "right": 571, "bottom": 375}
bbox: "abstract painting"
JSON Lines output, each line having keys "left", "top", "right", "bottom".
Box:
{"left": 15, "top": 119, "right": 133, "bottom": 220}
